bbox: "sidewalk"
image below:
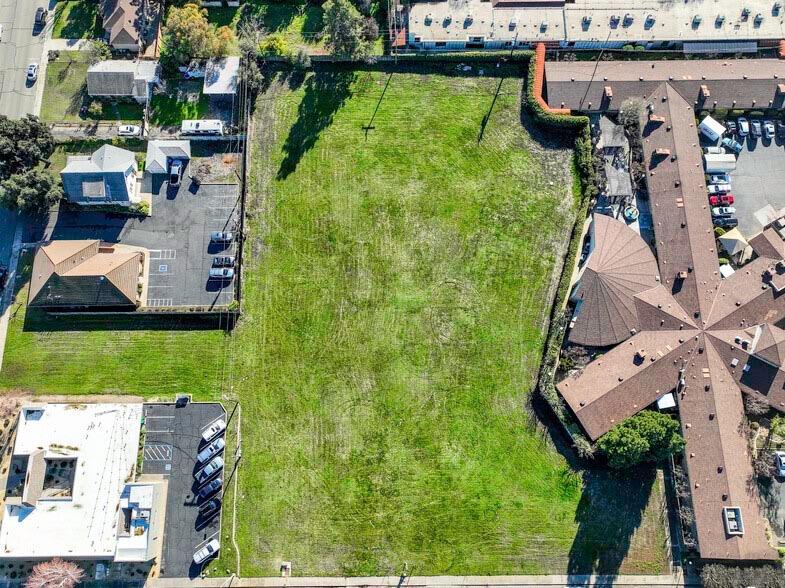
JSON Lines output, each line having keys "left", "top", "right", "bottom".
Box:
{"left": 149, "top": 573, "right": 698, "bottom": 588}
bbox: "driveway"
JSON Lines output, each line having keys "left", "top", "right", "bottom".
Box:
{"left": 43, "top": 174, "right": 240, "bottom": 309}
{"left": 0, "top": 0, "right": 52, "bottom": 118}
{"left": 142, "top": 402, "right": 227, "bottom": 578}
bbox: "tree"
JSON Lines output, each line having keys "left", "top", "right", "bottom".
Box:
{"left": 744, "top": 394, "right": 770, "bottom": 416}
{"left": 25, "top": 559, "right": 84, "bottom": 588}
{"left": 0, "top": 115, "right": 55, "bottom": 180}
{"left": 85, "top": 39, "right": 112, "bottom": 65}
{"left": 323, "top": 0, "right": 369, "bottom": 59}
{"left": 596, "top": 410, "right": 685, "bottom": 469}
{"left": 0, "top": 169, "right": 63, "bottom": 213}
{"left": 161, "top": 3, "right": 234, "bottom": 66}
{"left": 361, "top": 16, "right": 379, "bottom": 43}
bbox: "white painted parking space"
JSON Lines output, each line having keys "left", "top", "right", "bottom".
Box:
{"left": 149, "top": 249, "right": 177, "bottom": 260}
{"left": 148, "top": 298, "right": 174, "bottom": 307}
{"left": 144, "top": 444, "right": 173, "bottom": 461}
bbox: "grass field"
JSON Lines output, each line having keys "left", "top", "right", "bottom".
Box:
{"left": 52, "top": 0, "right": 103, "bottom": 39}
{"left": 40, "top": 52, "right": 143, "bottom": 123}
{"left": 214, "top": 69, "right": 668, "bottom": 576}
{"left": 149, "top": 79, "right": 210, "bottom": 126}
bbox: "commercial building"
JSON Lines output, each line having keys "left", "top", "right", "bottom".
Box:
{"left": 405, "top": 0, "right": 785, "bottom": 52}
{"left": 0, "top": 404, "right": 164, "bottom": 562}
{"left": 558, "top": 81, "right": 785, "bottom": 562}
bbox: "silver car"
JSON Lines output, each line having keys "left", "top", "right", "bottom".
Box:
{"left": 195, "top": 456, "right": 224, "bottom": 485}
{"left": 197, "top": 437, "right": 225, "bottom": 463}
{"left": 210, "top": 231, "right": 233, "bottom": 243}
{"left": 208, "top": 267, "right": 234, "bottom": 280}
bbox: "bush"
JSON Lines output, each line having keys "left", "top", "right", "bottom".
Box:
{"left": 717, "top": 257, "right": 730, "bottom": 265}
{"left": 597, "top": 410, "right": 685, "bottom": 469}
{"left": 745, "top": 394, "right": 770, "bottom": 416}
{"left": 133, "top": 200, "right": 150, "bottom": 216}
{"left": 87, "top": 101, "right": 103, "bottom": 117}
{"left": 714, "top": 226, "right": 726, "bottom": 236}
{"left": 259, "top": 34, "right": 288, "bottom": 56}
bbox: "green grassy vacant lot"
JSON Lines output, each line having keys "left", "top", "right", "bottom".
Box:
{"left": 40, "top": 52, "right": 143, "bottom": 123}
{"left": 52, "top": 0, "right": 103, "bottom": 39}
{"left": 207, "top": 0, "right": 325, "bottom": 53}
{"left": 0, "top": 254, "right": 228, "bottom": 399}
{"left": 217, "top": 69, "right": 668, "bottom": 576}
{"left": 149, "top": 79, "right": 210, "bottom": 126}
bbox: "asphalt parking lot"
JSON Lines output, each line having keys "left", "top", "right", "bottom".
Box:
{"left": 42, "top": 170, "right": 240, "bottom": 309}
{"left": 712, "top": 123, "right": 785, "bottom": 237}
{"left": 142, "top": 402, "right": 228, "bottom": 578}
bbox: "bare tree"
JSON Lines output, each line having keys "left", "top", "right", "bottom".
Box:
{"left": 25, "top": 559, "right": 84, "bottom": 588}
{"left": 744, "top": 394, "right": 770, "bottom": 417}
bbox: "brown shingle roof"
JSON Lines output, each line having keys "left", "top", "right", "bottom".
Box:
{"left": 568, "top": 214, "right": 659, "bottom": 347}
{"left": 101, "top": 0, "right": 141, "bottom": 48}
{"left": 558, "top": 81, "right": 783, "bottom": 562}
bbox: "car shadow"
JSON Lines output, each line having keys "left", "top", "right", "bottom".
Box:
{"left": 205, "top": 277, "right": 232, "bottom": 292}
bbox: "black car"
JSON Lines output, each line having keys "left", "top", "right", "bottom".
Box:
{"left": 197, "top": 477, "right": 222, "bottom": 499}
{"left": 726, "top": 120, "right": 737, "bottom": 135}
{"left": 34, "top": 7, "right": 47, "bottom": 26}
{"left": 212, "top": 255, "right": 235, "bottom": 267}
{"left": 714, "top": 216, "right": 739, "bottom": 229}
{"left": 200, "top": 498, "right": 222, "bottom": 516}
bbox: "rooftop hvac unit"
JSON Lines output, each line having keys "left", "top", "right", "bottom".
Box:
{"left": 610, "top": 14, "right": 620, "bottom": 26}
{"left": 693, "top": 14, "right": 703, "bottom": 25}
{"left": 540, "top": 20, "right": 548, "bottom": 30}
{"left": 755, "top": 12, "right": 764, "bottom": 24}
{"left": 716, "top": 14, "right": 726, "bottom": 25}
{"left": 424, "top": 13, "right": 432, "bottom": 25}
{"left": 741, "top": 7, "right": 750, "bottom": 19}
{"left": 623, "top": 13, "right": 633, "bottom": 25}
{"left": 465, "top": 14, "right": 473, "bottom": 24}
{"left": 775, "top": 2, "right": 782, "bottom": 16}
{"left": 735, "top": 336, "right": 742, "bottom": 344}
{"left": 509, "top": 17, "right": 517, "bottom": 29}
{"left": 444, "top": 14, "right": 452, "bottom": 24}
{"left": 645, "top": 14, "right": 655, "bottom": 27}
{"left": 582, "top": 15, "right": 592, "bottom": 25}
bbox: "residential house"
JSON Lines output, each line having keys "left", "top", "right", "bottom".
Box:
{"left": 87, "top": 60, "right": 160, "bottom": 104}
{"left": 101, "top": 0, "right": 143, "bottom": 51}
{"left": 61, "top": 144, "right": 138, "bottom": 205}
{"left": 28, "top": 240, "right": 146, "bottom": 310}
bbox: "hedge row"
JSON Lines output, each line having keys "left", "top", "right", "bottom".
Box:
{"left": 523, "top": 53, "right": 596, "bottom": 452}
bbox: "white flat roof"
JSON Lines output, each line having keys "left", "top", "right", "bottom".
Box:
{"left": 408, "top": 0, "right": 785, "bottom": 43}
{"left": 203, "top": 57, "right": 240, "bottom": 95}
{"left": 0, "top": 404, "right": 143, "bottom": 559}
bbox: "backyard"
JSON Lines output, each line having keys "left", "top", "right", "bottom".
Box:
{"left": 40, "top": 52, "right": 143, "bottom": 123}
{"left": 52, "top": 0, "right": 103, "bottom": 39}
{"left": 41, "top": 138, "right": 147, "bottom": 177}
{"left": 149, "top": 79, "right": 210, "bottom": 126}
{"left": 217, "top": 69, "right": 669, "bottom": 576}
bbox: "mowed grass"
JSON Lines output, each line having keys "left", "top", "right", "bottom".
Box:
{"left": 52, "top": 0, "right": 103, "bottom": 39}
{"left": 219, "top": 70, "right": 668, "bottom": 575}
{"left": 40, "top": 52, "right": 143, "bottom": 123}
{"left": 0, "top": 253, "right": 228, "bottom": 400}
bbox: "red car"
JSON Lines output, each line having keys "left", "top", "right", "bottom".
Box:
{"left": 709, "top": 194, "right": 734, "bottom": 206}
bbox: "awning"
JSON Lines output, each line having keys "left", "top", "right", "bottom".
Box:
{"left": 683, "top": 41, "right": 758, "bottom": 54}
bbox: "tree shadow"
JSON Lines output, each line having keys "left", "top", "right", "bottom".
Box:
{"left": 276, "top": 70, "right": 353, "bottom": 180}
{"left": 53, "top": 0, "right": 100, "bottom": 39}
{"left": 566, "top": 466, "right": 657, "bottom": 579}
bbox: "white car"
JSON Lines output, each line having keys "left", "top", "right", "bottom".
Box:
{"left": 711, "top": 206, "right": 736, "bottom": 217}
{"left": 202, "top": 419, "right": 226, "bottom": 442}
{"left": 707, "top": 183, "right": 731, "bottom": 194}
{"left": 193, "top": 539, "right": 220, "bottom": 564}
{"left": 708, "top": 174, "right": 731, "bottom": 185}
{"left": 738, "top": 117, "right": 750, "bottom": 136}
{"left": 704, "top": 146, "right": 724, "bottom": 155}
{"left": 764, "top": 120, "right": 776, "bottom": 139}
{"left": 118, "top": 125, "right": 141, "bottom": 136}
{"left": 209, "top": 267, "right": 234, "bottom": 280}
{"left": 26, "top": 63, "right": 38, "bottom": 83}
{"left": 776, "top": 451, "right": 785, "bottom": 478}
{"left": 197, "top": 437, "right": 225, "bottom": 463}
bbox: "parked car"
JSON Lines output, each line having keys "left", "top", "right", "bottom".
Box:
{"left": 200, "top": 497, "right": 222, "bottom": 516}
{"left": 197, "top": 477, "right": 222, "bottom": 499}
{"left": 0, "top": 266, "right": 8, "bottom": 291}
{"left": 721, "top": 137, "right": 742, "bottom": 154}
{"left": 708, "top": 173, "right": 731, "bottom": 185}
{"left": 169, "top": 160, "right": 183, "bottom": 187}
{"left": 738, "top": 117, "right": 750, "bottom": 136}
{"left": 726, "top": 120, "right": 737, "bottom": 135}
{"left": 26, "top": 63, "right": 38, "bottom": 83}
{"left": 714, "top": 216, "right": 739, "bottom": 228}
{"left": 776, "top": 451, "right": 785, "bottom": 478}
{"left": 712, "top": 206, "right": 736, "bottom": 217}
{"left": 34, "top": 7, "right": 47, "bottom": 26}
{"left": 751, "top": 119, "right": 762, "bottom": 137}
{"left": 704, "top": 146, "right": 724, "bottom": 155}
{"left": 209, "top": 267, "right": 234, "bottom": 280}
{"left": 707, "top": 183, "right": 731, "bottom": 194}
{"left": 118, "top": 125, "right": 141, "bottom": 137}
{"left": 195, "top": 456, "right": 224, "bottom": 485}
{"left": 778, "top": 120, "right": 785, "bottom": 137}
{"left": 197, "top": 437, "right": 225, "bottom": 464}
{"left": 0, "top": 24, "right": 4, "bottom": 42}
{"left": 202, "top": 418, "right": 226, "bottom": 442}
{"left": 193, "top": 539, "right": 220, "bottom": 564}
{"left": 212, "top": 255, "right": 235, "bottom": 267}
{"left": 764, "top": 120, "right": 776, "bottom": 139}
{"left": 210, "top": 231, "right": 234, "bottom": 243}
{"left": 709, "top": 194, "right": 734, "bottom": 206}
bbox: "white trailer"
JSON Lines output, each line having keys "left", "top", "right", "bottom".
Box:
{"left": 704, "top": 153, "right": 736, "bottom": 173}
{"left": 699, "top": 115, "right": 726, "bottom": 142}
{"left": 181, "top": 119, "right": 224, "bottom": 135}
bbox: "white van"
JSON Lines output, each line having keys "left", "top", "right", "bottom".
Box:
{"left": 181, "top": 119, "right": 224, "bottom": 135}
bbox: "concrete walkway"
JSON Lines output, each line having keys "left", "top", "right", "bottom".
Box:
{"left": 149, "top": 573, "right": 697, "bottom": 588}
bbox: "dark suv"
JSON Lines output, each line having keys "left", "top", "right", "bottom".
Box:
{"left": 34, "top": 7, "right": 47, "bottom": 27}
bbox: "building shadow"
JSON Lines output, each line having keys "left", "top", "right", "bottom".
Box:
{"left": 276, "top": 70, "right": 354, "bottom": 179}
{"left": 566, "top": 466, "right": 657, "bottom": 578}
{"left": 22, "top": 307, "right": 228, "bottom": 332}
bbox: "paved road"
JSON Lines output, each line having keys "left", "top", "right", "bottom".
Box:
{"left": 0, "top": 0, "right": 51, "bottom": 119}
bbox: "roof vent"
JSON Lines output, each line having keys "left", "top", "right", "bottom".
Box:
{"left": 731, "top": 358, "right": 739, "bottom": 367}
